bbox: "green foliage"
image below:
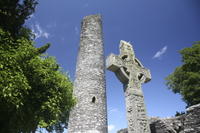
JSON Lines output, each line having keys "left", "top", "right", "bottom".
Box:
{"left": 0, "top": 1, "right": 75, "bottom": 132}
{"left": 175, "top": 111, "right": 185, "bottom": 117}
{"left": 0, "top": 0, "right": 37, "bottom": 38}
{"left": 166, "top": 42, "right": 200, "bottom": 106}
{"left": 0, "top": 29, "right": 75, "bottom": 132}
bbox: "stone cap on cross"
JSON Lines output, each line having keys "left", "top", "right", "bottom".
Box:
{"left": 106, "top": 40, "right": 151, "bottom": 85}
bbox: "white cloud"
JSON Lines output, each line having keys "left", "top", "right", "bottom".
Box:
{"left": 153, "top": 46, "right": 168, "bottom": 59}
{"left": 75, "top": 26, "right": 79, "bottom": 35}
{"left": 43, "top": 32, "right": 49, "bottom": 38}
{"left": 108, "top": 124, "right": 115, "bottom": 131}
{"left": 31, "top": 23, "right": 50, "bottom": 39}
{"left": 26, "top": 14, "right": 35, "bottom": 22}
{"left": 29, "top": 14, "right": 34, "bottom": 19}
{"left": 109, "top": 108, "right": 119, "bottom": 113}
{"left": 46, "top": 22, "right": 57, "bottom": 28}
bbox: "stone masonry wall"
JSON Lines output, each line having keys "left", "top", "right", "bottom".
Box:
{"left": 150, "top": 103, "right": 200, "bottom": 133}
{"left": 68, "top": 15, "right": 107, "bottom": 133}
{"left": 118, "top": 103, "right": 200, "bottom": 133}
{"left": 184, "top": 103, "right": 200, "bottom": 132}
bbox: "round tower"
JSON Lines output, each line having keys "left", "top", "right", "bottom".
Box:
{"left": 68, "top": 15, "right": 107, "bottom": 133}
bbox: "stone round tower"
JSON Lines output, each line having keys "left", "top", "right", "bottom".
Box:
{"left": 68, "top": 15, "right": 108, "bottom": 133}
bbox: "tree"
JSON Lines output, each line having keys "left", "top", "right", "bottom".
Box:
{"left": 175, "top": 111, "right": 185, "bottom": 117}
{"left": 0, "top": 28, "right": 75, "bottom": 133}
{"left": 0, "top": 0, "right": 75, "bottom": 132}
{"left": 0, "top": 0, "right": 37, "bottom": 38}
{"left": 166, "top": 42, "right": 200, "bottom": 106}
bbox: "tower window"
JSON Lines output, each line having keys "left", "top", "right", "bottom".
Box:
{"left": 92, "top": 96, "right": 96, "bottom": 103}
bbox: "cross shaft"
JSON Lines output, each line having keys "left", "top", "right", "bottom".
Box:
{"left": 106, "top": 40, "right": 151, "bottom": 133}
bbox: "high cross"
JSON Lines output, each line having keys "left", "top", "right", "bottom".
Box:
{"left": 106, "top": 40, "right": 151, "bottom": 133}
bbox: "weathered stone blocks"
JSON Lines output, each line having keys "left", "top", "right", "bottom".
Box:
{"left": 119, "top": 104, "right": 200, "bottom": 133}
{"left": 107, "top": 40, "right": 151, "bottom": 133}
{"left": 68, "top": 15, "right": 107, "bottom": 133}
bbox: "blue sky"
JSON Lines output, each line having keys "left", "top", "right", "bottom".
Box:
{"left": 27, "top": 0, "right": 200, "bottom": 132}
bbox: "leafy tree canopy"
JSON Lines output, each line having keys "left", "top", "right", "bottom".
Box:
{"left": 166, "top": 42, "right": 200, "bottom": 106}
{"left": 0, "top": 0, "right": 75, "bottom": 132}
{"left": 0, "top": 0, "right": 37, "bottom": 38}
{"left": 0, "top": 28, "right": 75, "bottom": 133}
